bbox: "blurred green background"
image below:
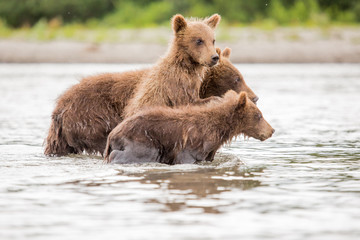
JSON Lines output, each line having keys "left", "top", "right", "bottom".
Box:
{"left": 0, "top": 0, "right": 359, "bottom": 42}
{"left": 1, "top": 0, "right": 359, "bottom": 27}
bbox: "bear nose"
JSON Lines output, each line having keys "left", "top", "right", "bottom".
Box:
{"left": 211, "top": 54, "right": 219, "bottom": 63}
{"left": 272, "top": 128, "right": 275, "bottom": 134}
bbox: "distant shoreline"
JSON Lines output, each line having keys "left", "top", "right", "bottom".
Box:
{"left": 1, "top": 27, "right": 360, "bottom": 63}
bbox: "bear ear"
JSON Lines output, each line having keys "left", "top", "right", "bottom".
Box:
{"left": 172, "top": 14, "right": 187, "bottom": 33}
{"left": 238, "top": 91, "right": 248, "bottom": 108}
{"left": 222, "top": 47, "right": 231, "bottom": 59}
{"left": 216, "top": 47, "right": 221, "bottom": 57}
{"left": 204, "top": 14, "right": 221, "bottom": 29}
{"left": 224, "top": 90, "right": 238, "bottom": 99}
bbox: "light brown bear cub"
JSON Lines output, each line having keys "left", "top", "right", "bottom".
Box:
{"left": 123, "top": 14, "right": 221, "bottom": 118}
{"left": 104, "top": 91, "right": 274, "bottom": 165}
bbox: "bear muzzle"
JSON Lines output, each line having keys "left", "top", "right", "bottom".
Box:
{"left": 209, "top": 54, "right": 219, "bottom": 67}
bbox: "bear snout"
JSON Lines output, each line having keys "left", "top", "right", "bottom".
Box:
{"left": 260, "top": 135, "right": 267, "bottom": 141}
{"left": 252, "top": 96, "right": 259, "bottom": 104}
{"left": 210, "top": 54, "right": 219, "bottom": 66}
{"left": 259, "top": 128, "right": 275, "bottom": 141}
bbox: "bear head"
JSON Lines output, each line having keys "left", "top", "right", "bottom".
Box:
{"left": 225, "top": 91, "right": 274, "bottom": 141}
{"left": 172, "top": 14, "right": 221, "bottom": 67}
{"left": 202, "top": 47, "right": 259, "bottom": 103}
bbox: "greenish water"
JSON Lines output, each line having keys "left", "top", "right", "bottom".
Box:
{"left": 0, "top": 63, "right": 359, "bottom": 240}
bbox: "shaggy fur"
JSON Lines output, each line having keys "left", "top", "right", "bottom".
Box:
{"left": 104, "top": 91, "right": 274, "bottom": 165}
{"left": 44, "top": 47, "right": 258, "bottom": 156}
{"left": 44, "top": 69, "right": 148, "bottom": 155}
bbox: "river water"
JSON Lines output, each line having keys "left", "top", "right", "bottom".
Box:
{"left": 0, "top": 63, "right": 359, "bottom": 240}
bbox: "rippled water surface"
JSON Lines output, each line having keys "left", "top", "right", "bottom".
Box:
{"left": 1, "top": 63, "right": 359, "bottom": 240}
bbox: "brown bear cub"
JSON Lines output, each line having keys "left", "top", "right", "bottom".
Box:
{"left": 44, "top": 47, "right": 258, "bottom": 157}
{"left": 104, "top": 91, "right": 274, "bottom": 165}
{"left": 123, "top": 14, "right": 221, "bottom": 118}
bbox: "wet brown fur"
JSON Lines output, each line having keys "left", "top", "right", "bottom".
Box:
{"left": 44, "top": 47, "right": 258, "bottom": 156}
{"left": 44, "top": 69, "right": 148, "bottom": 155}
{"left": 104, "top": 91, "right": 274, "bottom": 165}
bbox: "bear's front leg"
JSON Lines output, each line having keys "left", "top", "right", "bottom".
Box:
{"left": 205, "top": 150, "right": 217, "bottom": 162}
{"left": 175, "top": 150, "right": 198, "bottom": 164}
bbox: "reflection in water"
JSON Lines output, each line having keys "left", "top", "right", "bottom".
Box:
{"left": 125, "top": 155, "right": 262, "bottom": 213}
{"left": 1, "top": 64, "right": 360, "bottom": 240}
{"left": 141, "top": 171, "right": 261, "bottom": 213}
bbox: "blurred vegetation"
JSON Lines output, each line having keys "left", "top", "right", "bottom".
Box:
{"left": 0, "top": 0, "right": 113, "bottom": 27}
{"left": 0, "top": 0, "right": 359, "bottom": 41}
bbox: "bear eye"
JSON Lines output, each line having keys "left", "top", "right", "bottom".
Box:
{"left": 213, "top": 39, "right": 215, "bottom": 45}
{"left": 196, "top": 39, "right": 204, "bottom": 45}
{"left": 255, "top": 113, "right": 262, "bottom": 120}
{"left": 235, "top": 77, "right": 241, "bottom": 83}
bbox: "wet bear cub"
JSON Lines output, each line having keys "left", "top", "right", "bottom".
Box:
{"left": 104, "top": 91, "right": 274, "bottom": 165}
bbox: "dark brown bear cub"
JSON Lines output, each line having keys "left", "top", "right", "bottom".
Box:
{"left": 104, "top": 91, "right": 274, "bottom": 165}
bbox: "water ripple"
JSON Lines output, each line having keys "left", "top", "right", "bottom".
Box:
{"left": 1, "top": 64, "right": 360, "bottom": 240}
